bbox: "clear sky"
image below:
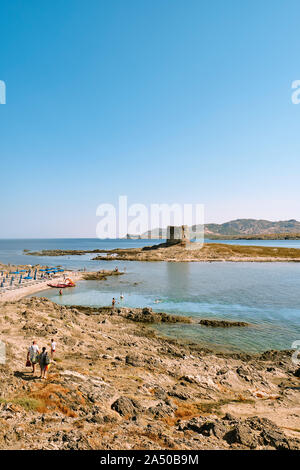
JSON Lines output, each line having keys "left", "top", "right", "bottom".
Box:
{"left": 1, "top": 0, "right": 300, "bottom": 237}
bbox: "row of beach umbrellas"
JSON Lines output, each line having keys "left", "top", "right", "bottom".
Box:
{"left": 0, "top": 267, "right": 64, "bottom": 288}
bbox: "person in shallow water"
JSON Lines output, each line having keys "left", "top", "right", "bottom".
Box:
{"left": 120, "top": 293, "right": 124, "bottom": 300}
{"left": 112, "top": 297, "right": 116, "bottom": 306}
{"left": 59, "top": 289, "right": 62, "bottom": 295}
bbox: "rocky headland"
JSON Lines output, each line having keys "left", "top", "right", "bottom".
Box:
{"left": 25, "top": 242, "right": 300, "bottom": 262}
{"left": 92, "top": 242, "right": 300, "bottom": 263}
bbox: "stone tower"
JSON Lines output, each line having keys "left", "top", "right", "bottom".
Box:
{"left": 166, "top": 225, "right": 190, "bottom": 245}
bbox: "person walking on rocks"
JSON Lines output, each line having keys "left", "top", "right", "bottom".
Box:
{"left": 50, "top": 339, "right": 56, "bottom": 359}
{"left": 39, "top": 347, "right": 50, "bottom": 379}
{"left": 27, "top": 341, "right": 39, "bottom": 375}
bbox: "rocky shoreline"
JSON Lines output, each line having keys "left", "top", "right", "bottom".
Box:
{"left": 25, "top": 243, "right": 300, "bottom": 262}
{"left": 92, "top": 243, "right": 300, "bottom": 262}
{"left": 0, "top": 296, "right": 299, "bottom": 450}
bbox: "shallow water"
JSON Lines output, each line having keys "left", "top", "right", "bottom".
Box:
{"left": 33, "top": 261, "right": 300, "bottom": 353}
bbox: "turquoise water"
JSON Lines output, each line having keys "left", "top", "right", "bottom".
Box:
{"left": 33, "top": 261, "right": 300, "bottom": 354}
{"left": 1, "top": 239, "right": 300, "bottom": 353}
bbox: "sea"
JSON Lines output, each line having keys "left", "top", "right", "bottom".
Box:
{"left": 1, "top": 238, "right": 300, "bottom": 353}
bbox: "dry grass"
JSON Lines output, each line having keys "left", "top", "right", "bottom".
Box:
{"left": 203, "top": 243, "right": 300, "bottom": 259}
{"left": 24, "top": 380, "right": 87, "bottom": 417}
{"left": 162, "top": 396, "right": 255, "bottom": 426}
{"left": 0, "top": 397, "right": 43, "bottom": 411}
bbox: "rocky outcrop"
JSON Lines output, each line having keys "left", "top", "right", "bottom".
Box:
{"left": 199, "top": 319, "right": 250, "bottom": 327}
{"left": 111, "top": 396, "right": 142, "bottom": 417}
{"left": 123, "top": 307, "right": 191, "bottom": 324}
{"left": 180, "top": 415, "right": 300, "bottom": 450}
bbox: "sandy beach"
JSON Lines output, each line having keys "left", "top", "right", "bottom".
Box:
{"left": 0, "top": 271, "right": 84, "bottom": 303}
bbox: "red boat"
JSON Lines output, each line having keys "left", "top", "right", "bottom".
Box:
{"left": 47, "top": 278, "right": 76, "bottom": 288}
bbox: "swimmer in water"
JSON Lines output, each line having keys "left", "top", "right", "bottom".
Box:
{"left": 112, "top": 297, "right": 116, "bottom": 306}
{"left": 120, "top": 293, "right": 124, "bottom": 300}
{"left": 59, "top": 289, "right": 63, "bottom": 296}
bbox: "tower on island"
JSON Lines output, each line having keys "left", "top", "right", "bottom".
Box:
{"left": 166, "top": 225, "right": 190, "bottom": 246}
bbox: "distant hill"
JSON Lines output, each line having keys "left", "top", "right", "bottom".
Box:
{"left": 203, "top": 219, "right": 300, "bottom": 236}
{"left": 127, "top": 219, "right": 300, "bottom": 239}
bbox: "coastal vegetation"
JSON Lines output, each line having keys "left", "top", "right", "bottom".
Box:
{"left": 24, "top": 242, "right": 300, "bottom": 262}
{"left": 82, "top": 270, "right": 124, "bottom": 281}
{"left": 207, "top": 233, "right": 300, "bottom": 240}
{"left": 25, "top": 249, "right": 104, "bottom": 256}
{"left": 92, "top": 242, "right": 300, "bottom": 262}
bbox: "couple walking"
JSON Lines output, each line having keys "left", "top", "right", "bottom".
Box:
{"left": 27, "top": 339, "right": 56, "bottom": 379}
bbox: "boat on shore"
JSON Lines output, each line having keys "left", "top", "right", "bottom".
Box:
{"left": 47, "top": 278, "right": 75, "bottom": 288}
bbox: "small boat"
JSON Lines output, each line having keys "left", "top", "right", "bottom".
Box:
{"left": 47, "top": 278, "right": 76, "bottom": 288}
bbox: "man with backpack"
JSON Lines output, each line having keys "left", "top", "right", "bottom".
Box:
{"left": 39, "top": 347, "right": 50, "bottom": 379}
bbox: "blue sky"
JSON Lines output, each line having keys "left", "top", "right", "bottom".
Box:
{"left": 1, "top": 0, "right": 300, "bottom": 237}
